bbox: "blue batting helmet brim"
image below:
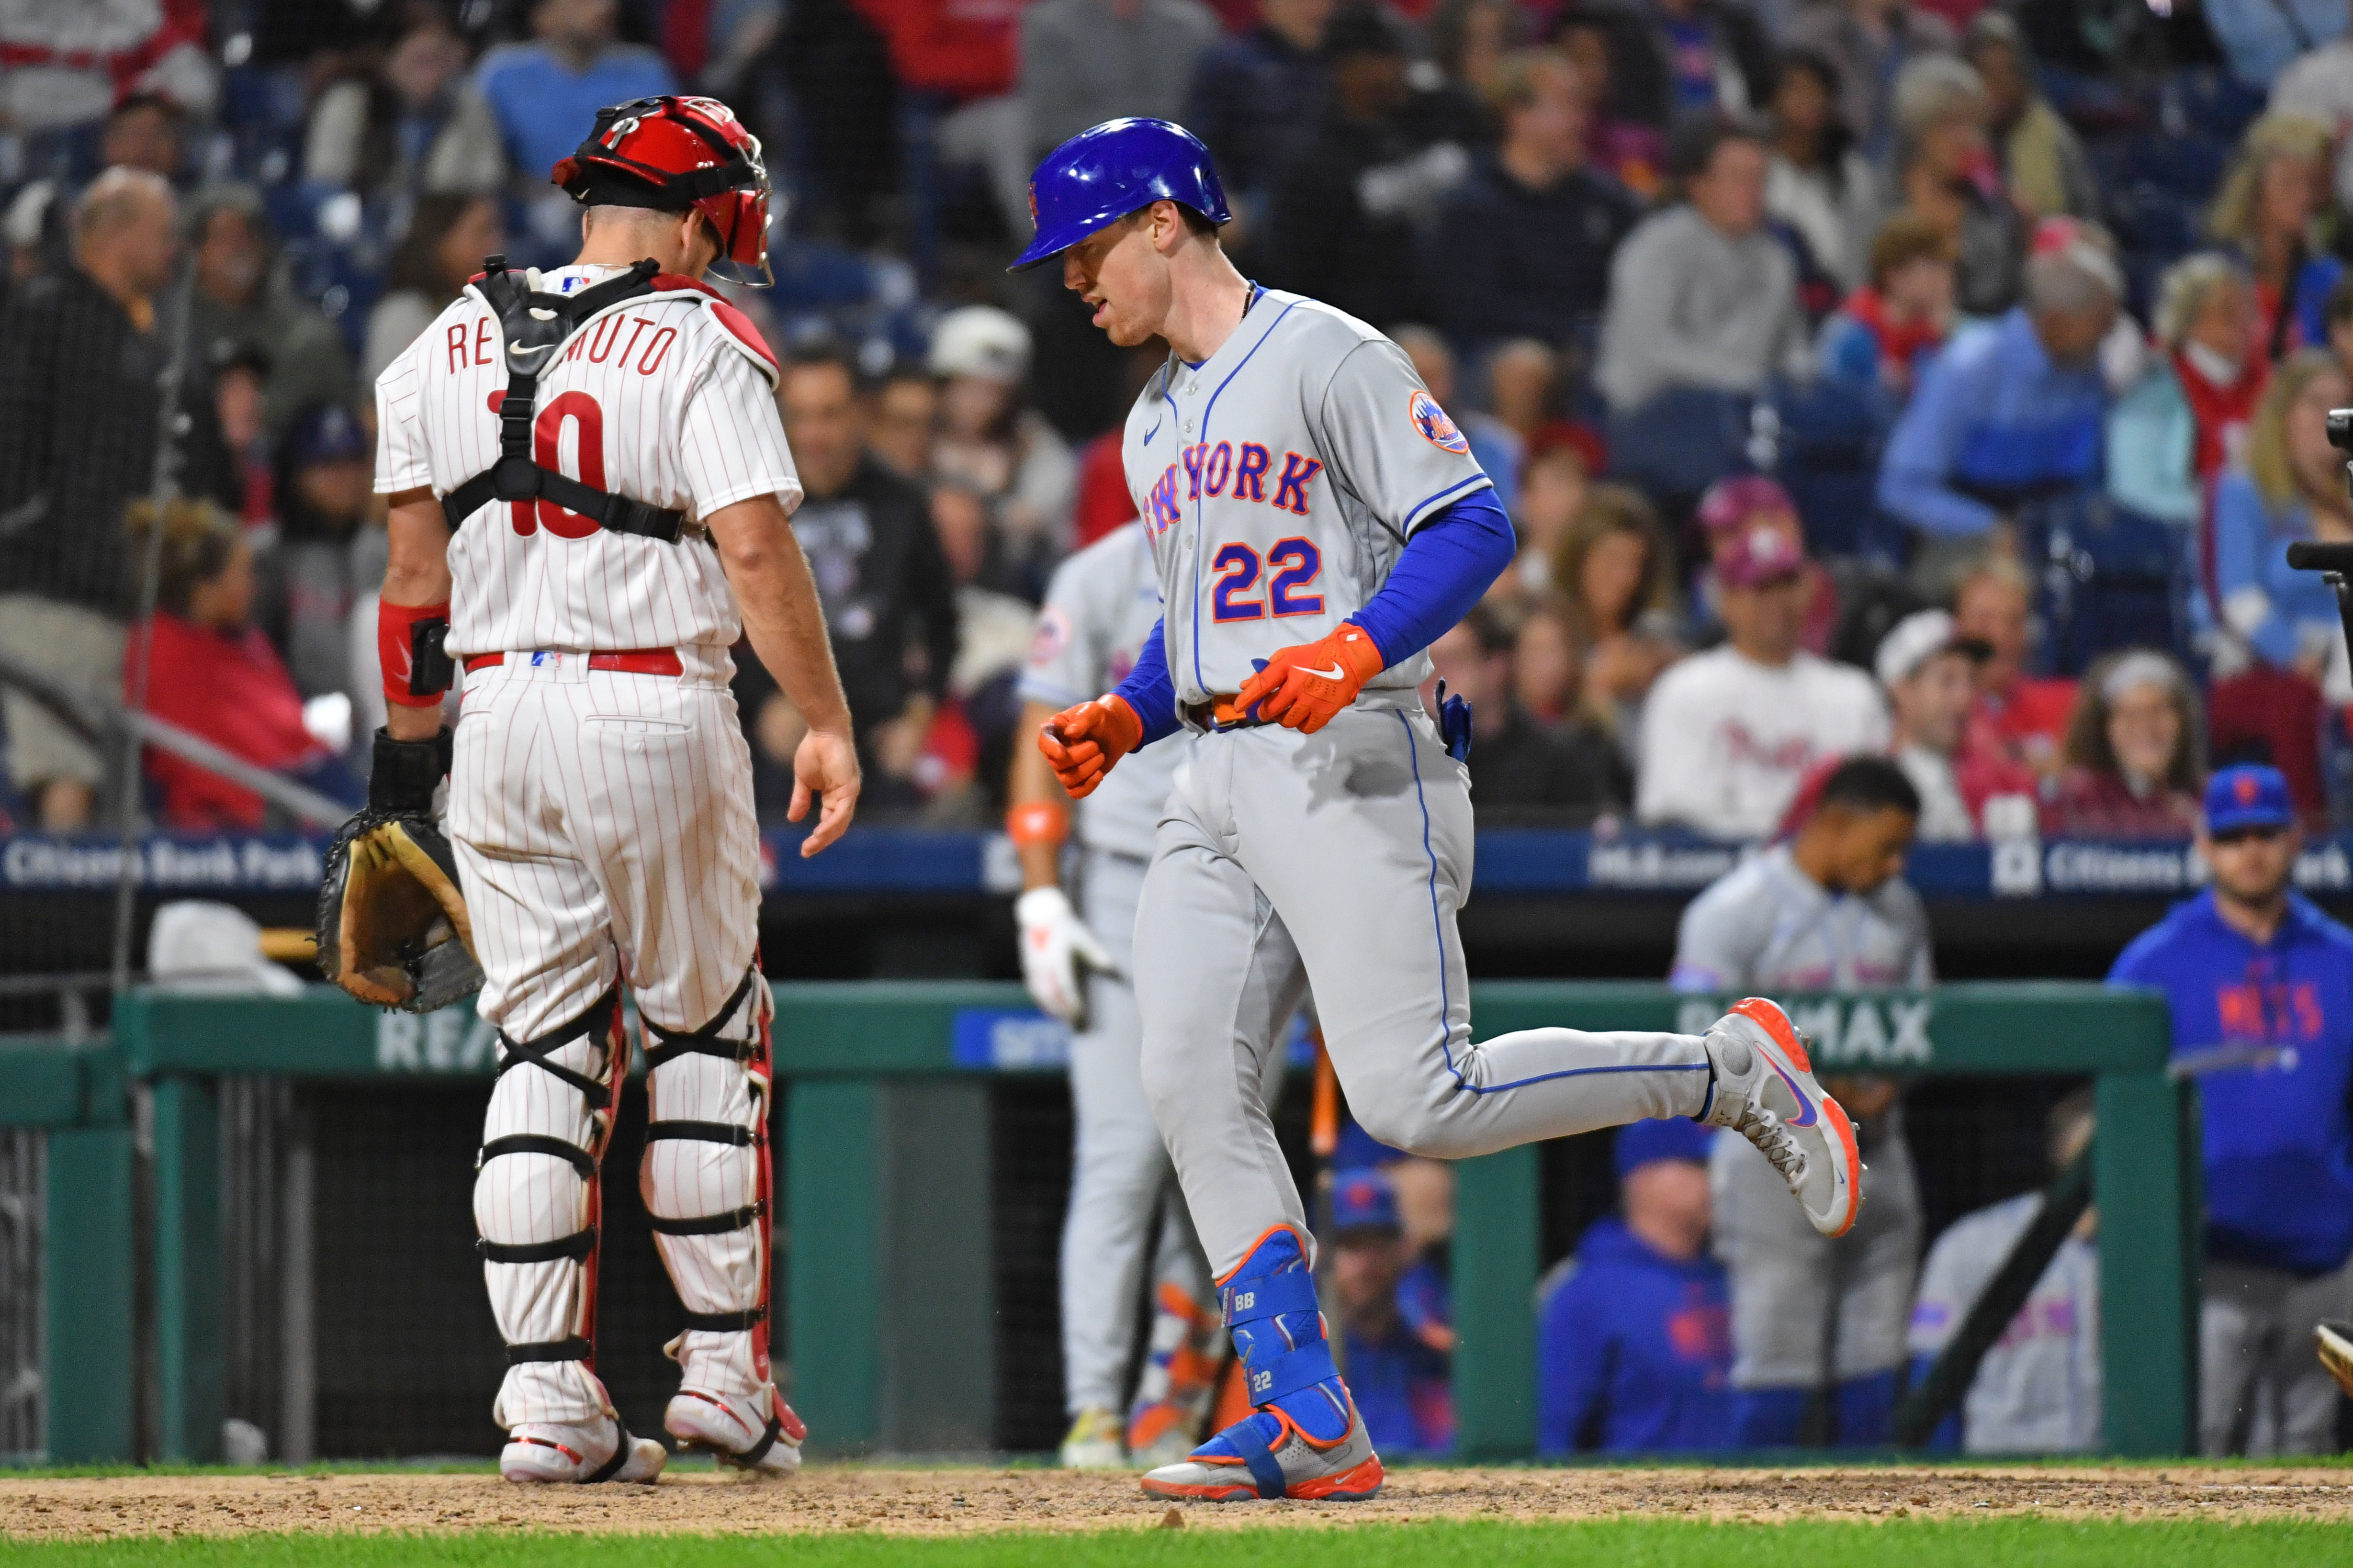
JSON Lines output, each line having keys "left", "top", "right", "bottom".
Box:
{"left": 1008, "top": 117, "right": 1229, "bottom": 272}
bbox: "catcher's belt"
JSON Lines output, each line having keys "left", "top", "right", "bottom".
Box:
{"left": 315, "top": 808, "right": 483, "bottom": 1013}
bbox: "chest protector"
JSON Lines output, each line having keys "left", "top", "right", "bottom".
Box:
{"left": 439, "top": 254, "right": 687, "bottom": 543}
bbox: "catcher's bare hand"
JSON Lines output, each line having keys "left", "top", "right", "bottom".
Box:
{"left": 789, "top": 725, "right": 862, "bottom": 856}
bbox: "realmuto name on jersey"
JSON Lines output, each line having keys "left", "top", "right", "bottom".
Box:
{"left": 1142, "top": 440, "right": 1326, "bottom": 538}
{"left": 443, "top": 309, "right": 684, "bottom": 379}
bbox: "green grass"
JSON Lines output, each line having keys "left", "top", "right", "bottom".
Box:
{"left": 0, "top": 1521, "right": 2344, "bottom": 1567}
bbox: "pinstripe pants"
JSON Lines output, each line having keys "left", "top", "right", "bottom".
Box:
{"left": 449, "top": 653, "right": 769, "bottom": 1429}
{"left": 1131, "top": 701, "right": 1715, "bottom": 1278}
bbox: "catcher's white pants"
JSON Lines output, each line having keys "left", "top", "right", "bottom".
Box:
{"left": 448, "top": 655, "right": 771, "bottom": 1430}
{"left": 1061, "top": 849, "right": 1211, "bottom": 1415}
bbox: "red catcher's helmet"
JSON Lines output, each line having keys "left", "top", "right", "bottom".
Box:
{"left": 551, "top": 95, "right": 774, "bottom": 287}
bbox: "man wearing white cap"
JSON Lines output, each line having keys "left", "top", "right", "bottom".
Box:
{"left": 1876, "top": 608, "right": 2038, "bottom": 841}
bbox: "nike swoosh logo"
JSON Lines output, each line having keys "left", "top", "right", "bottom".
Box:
{"left": 1142, "top": 422, "right": 1161, "bottom": 445}
{"left": 1768, "top": 1058, "right": 1818, "bottom": 1127}
{"left": 1305, "top": 662, "right": 1346, "bottom": 680}
{"left": 509, "top": 343, "right": 554, "bottom": 359}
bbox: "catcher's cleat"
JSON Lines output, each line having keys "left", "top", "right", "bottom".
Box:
{"left": 2319, "top": 1321, "right": 2353, "bottom": 1399}
{"left": 1139, "top": 1226, "right": 1384, "bottom": 1502}
{"left": 1058, "top": 1406, "right": 1127, "bottom": 1469}
{"left": 664, "top": 1384, "right": 804, "bottom": 1475}
{"left": 1701, "top": 997, "right": 1864, "bottom": 1238}
{"left": 500, "top": 1417, "right": 665, "bottom": 1483}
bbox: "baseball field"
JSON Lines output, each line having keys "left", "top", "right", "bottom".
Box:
{"left": 1, "top": 1462, "right": 2349, "bottom": 1565}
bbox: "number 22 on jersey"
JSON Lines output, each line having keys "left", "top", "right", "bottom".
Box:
{"left": 1210, "top": 537, "right": 1323, "bottom": 622}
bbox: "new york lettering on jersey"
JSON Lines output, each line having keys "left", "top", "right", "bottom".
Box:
{"left": 1118, "top": 288, "right": 1490, "bottom": 705}
{"left": 373, "top": 264, "right": 801, "bottom": 660}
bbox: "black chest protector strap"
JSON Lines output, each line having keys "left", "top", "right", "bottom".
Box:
{"left": 440, "top": 255, "right": 688, "bottom": 543}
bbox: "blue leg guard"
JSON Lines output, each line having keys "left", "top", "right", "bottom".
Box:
{"left": 1188, "top": 1229, "right": 1351, "bottom": 1490}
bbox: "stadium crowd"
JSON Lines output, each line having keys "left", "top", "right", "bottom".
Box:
{"left": 0, "top": 0, "right": 2350, "bottom": 1460}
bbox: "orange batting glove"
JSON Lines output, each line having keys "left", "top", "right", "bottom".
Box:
{"left": 1235, "top": 623, "right": 1386, "bottom": 734}
{"left": 1038, "top": 695, "right": 1144, "bottom": 798}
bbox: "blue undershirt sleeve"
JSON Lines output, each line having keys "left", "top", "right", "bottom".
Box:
{"left": 1111, "top": 617, "right": 1183, "bottom": 746}
{"left": 1345, "top": 488, "right": 1517, "bottom": 668}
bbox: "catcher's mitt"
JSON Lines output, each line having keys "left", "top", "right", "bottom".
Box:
{"left": 315, "top": 728, "right": 482, "bottom": 1013}
{"left": 2320, "top": 1320, "right": 2353, "bottom": 1400}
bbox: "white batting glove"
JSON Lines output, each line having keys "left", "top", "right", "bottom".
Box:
{"left": 1015, "top": 886, "right": 1114, "bottom": 1029}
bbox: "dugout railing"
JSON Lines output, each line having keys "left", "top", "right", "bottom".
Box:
{"left": 16, "top": 980, "right": 2193, "bottom": 1462}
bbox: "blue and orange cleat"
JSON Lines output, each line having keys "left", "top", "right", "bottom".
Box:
{"left": 1700, "top": 997, "right": 1864, "bottom": 1237}
{"left": 1138, "top": 1228, "right": 1385, "bottom": 1502}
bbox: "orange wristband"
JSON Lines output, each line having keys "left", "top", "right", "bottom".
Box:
{"left": 1006, "top": 800, "right": 1070, "bottom": 848}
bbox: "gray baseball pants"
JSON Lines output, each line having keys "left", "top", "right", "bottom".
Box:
{"left": 1130, "top": 699, "right": 1718, "bottom": 1277}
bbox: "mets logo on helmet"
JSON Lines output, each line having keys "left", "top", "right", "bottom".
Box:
{"left": 1408, "top": 389, "right": 1470, "bottom": 454}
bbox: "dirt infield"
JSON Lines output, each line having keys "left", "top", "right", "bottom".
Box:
{"left": 2, "top": 1464, "right": 2349, "bottom": 1540}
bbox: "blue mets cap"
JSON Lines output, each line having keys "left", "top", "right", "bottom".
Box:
{"left": 1330, "top": 1166, "right": 1399, "bottom": 1233}
{"left": 1008, "top": 117, "right": 1229, "bottom": 272}
{"left": 2205, "top": 763, "right": 2296, "bottom": 835}
{"left": 1615, "top": 1117, "right": 1716, "bottom": 1178}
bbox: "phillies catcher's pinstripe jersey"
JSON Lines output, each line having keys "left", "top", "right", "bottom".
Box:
{"left": 373, "top": 263, "right": 798, "bottom": 660}
{"left": 1019, "top": 520, "right": 1176, "bottom": 861}
{"left": 1118, "top": 286, "right": 1490, "bottom": 709}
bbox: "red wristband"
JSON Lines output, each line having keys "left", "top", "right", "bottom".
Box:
{"left": 379, "top": 599, "right": 452, "bottom": 707}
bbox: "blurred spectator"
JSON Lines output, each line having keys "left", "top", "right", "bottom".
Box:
{"left": 1877, "top": 607, "right": 2036, "bottom": 840}
{"left": 1424, "top": 0, "right": 1517, "bottom": 144}
{"left": 1763, "top": 50, "right": 1876, "bottom": 293}
{"left": 755, "top": 344, "right": 958, "bottom": 817}
{"left": 1428, "top": 49, "right": 1636, "bottom": 352}
{"left": 1782, "top": 0, "right": 1955, "bottom": 157}
{"left": 363, "top": 194, "right": 507, "bottom": 385}
{"left": 1496, "top": 444, "right": 1588, "bottom": 603}
{"left": 2109, "top": 764, "right": 2353, "bottom": 1455}
{"left": 122, "top": 499, "right": 355, "bottom": 831}
{"left": 304, "top": 13, "right": 506, "bottom": 197}
{"left": 1960, "top": 11, "right": 2094, "bottom": 222}
{"left": 2208, "top": 113, "right": 2342, "bottom": 360}
{"left": 1425, "top": 605, "right": 1629, "bottom": 823}
{"left": 1596, "top": 112, "right": 1810, "bottom": 454}
{"left": 1554, "top": 8, "right": 1667, "bottom": 198}
{"left": 2329, "top": 274, "right": 2353, "bottom": 389}
{"left": 2107, "top": 254, "right": 2267, "bottom": 531}
{"left": 476, "top": 0, "right": 677, "bottom": 192}
{"left": 185, "top": 187, "right": 354, "bottom": 438}
{"left": 2205, "top": 0, "right": 2347, "bottom": 92}
{"left": 1020, "top": 0, "right": 1219, "bottom": 157}
{"left": 1637, "top": 524, "right": 1887, "bottom": 838}
{"left": 2046, "top": 649, "right": 2203, "bottom": 838}
{"left": 0, "top": 13, "right": 215, "bottom": 136}
{"left": 100, "top": 91, "right": 191, "bottom": 182}
{"left": 1328, "top": 1168, "right": 1454, "bottom": 1457}
{"left": 1536, "top": 1118, "right": 1733, "bottom": 1455}
{"left": 254, "top": 404, "right": 374, "bottom": 702}
{"left": 1066, "top": 347, "right": 1166, "bottom": 548}
{"left": 2269, "top": 11, "right": 2353, "bottom": 212}
{"left": 1621, "top": 0, "right": 1772, "bottom": 122}
{"left": 1551, "top": 483, "right": 1682, "bottom": 750}
{"left": 0, "top": 169, "right": 230, "bottom": 832}
{"left": 1671, "top": 753, "right": 1926, "bottom": 1445}
{"left": 211, "top": 343, "right": 274, "bottom": 526}
{"left": 1691, "top": 474, "right": 1838, "bottom": 656}
{"left": 1394, "top": 326, "right": 1522, "bottom": 513}
{"left": 931, "top": 479, "right": 1036, "bottom": 699}
{"left": 1816, "top": 211, "right": 1955, "bottom": 403}
{"left": 1510, "top": 599, "right": 1579, "bottom": 724}
{"left": 1884, "top": 54, "right": 2024, "bottom": 320}
{"left": 1483, "top": 338, "right": 1591, "bottom": 463}
{"left": 1185, "top": 0, "right": 1334, "bottom": 212}
{"left": 2203, "top": 352, "right": 2351, "bottom": 680}
{"left": 1953, "top": 552, "right": 2075, "bottom": 777}
{"left": 781, "top": 0, "right": 905, "bottom": 245}
{"left": 929, "top": 306, "right": 1076, "bottom": 592}
{"left": 868, "top": 365, "right": 941, "bottom": 483}
{"left": 1877, "top": 219, "right": 2120, "bottom": 593}
{"left": 1267, "top": 5, "right": 1469, "bottom": 330}
{"left": 1905, "top": 1088, "right": 2101, "bottom": 1454}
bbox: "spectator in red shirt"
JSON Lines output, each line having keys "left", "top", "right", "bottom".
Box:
{"left": 122, "top": 499, "right": 353, "bottom": 831}
{"left": 1876, "top": 607, "right": 2038, "bottom": 840}
{"left": 2046, "top": 649, "right": 2205, "bottom": 839}
{"left": 1952, "top": 552, "right": 2074, "bottom": 777}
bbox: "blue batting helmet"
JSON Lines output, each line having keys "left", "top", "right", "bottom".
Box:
{"left": 1008, "top": 117, "right": 1230, "bottom": 271}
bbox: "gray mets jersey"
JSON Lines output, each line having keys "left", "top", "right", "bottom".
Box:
{"left": 1667, "top": 846, "right": 1934, "bottom": 993}
{"left": 1118, "top": 286, "right": 1491, "bottom": 709}
{"left": 1020, "top": 520, "right": 1176, "bottom": 860}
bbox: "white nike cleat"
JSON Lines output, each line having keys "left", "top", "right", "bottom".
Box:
{"left": 500, "top": 1417, "right": 666, "bottom": 1484}
{"left": 1701, "top": 997, "right": 1865, "bottom": 1238}
{"left": 664, "top": 1384, "right": 805, "bottom": 1475}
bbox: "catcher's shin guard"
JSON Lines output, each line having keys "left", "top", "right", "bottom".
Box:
{"left": 641, "top": 967, "right": 798, "bottom": 1467}
{"left": 1139, "top": 1228, "right": 1384, "bottom": 1502}
{"left": 475, "top": 989, "right": 630, "bottom": 1431}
